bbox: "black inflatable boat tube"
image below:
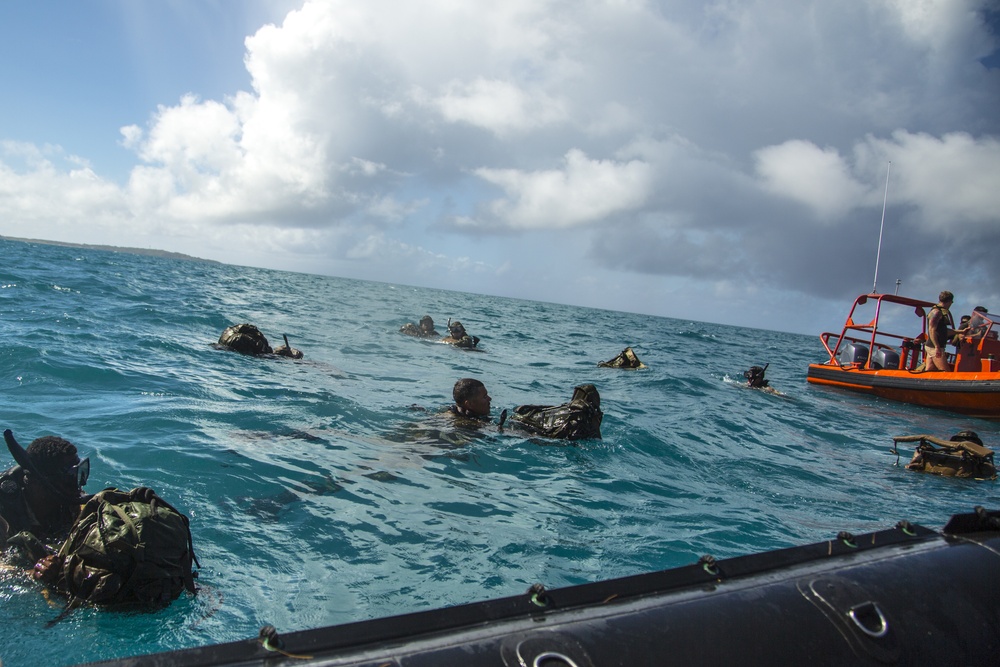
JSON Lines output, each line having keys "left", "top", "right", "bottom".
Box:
{"left": 81, "top": 508, "right": 1000, "bottom": 666}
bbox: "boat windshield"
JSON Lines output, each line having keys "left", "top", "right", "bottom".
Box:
{"left": 967, "top": 310, "right": 996, "bottom": 339}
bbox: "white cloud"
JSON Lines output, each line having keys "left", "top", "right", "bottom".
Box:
{"left": 427, "top": 78, "right": 568, "bottom": 135}
{"left": 884, "top": 0, "right": 994, "bottom": 56}
{"left": 753, "top": 128, "right": 1000, "bottom": 232}
{"left": 0, "top": 142, "right": 127, "bottom": 227}
{"left": 754, "top": 140, "right": 869, "bottom": 219}
{"left": 1, "top": 0, "right": 999, "bottom": 331}
{"left": 873, "top": 131, "right": 1000, "bottom": 230}
{"left": 473, "top": 149, "right": 654, "bottom": 229}
{"left": 754, "top": 131, "right": 1000, "bottom": 228}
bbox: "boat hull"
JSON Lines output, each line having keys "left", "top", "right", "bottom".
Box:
{"left": 80, "top": 509, "right": 1000, "bottom": 667}
{"left": 807, "top": 363, "right": 1000, "bottom": 418}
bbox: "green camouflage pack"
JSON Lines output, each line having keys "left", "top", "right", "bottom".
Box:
{"left": 508, "top": 384, "right": 603, "bottom": 441}
{"left": 894, "top": 434, "right": 997, "bottom": 480}
{"left": 218, "top": 323, "right": 272, "bottom": 355}
{"left": 54, "top": 487, "right": 198, "bottom": 607}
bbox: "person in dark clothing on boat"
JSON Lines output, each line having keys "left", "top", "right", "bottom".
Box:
{"left": 951, "top": 315, "right": 972, "bottom": 346}
{"left": 925, "top": 291, "right": 968, "bottom": 372}
{"left": 0, "top": 434, "right": 89, "bottom": 549}
{"left": 967, "top": 306, "right": 990, "bottom": 339}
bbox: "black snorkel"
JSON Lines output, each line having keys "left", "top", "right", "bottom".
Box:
{"left": 4, "top": 429, "right": 91, "bottom": 503}
{"left": 744, "top": 363, "right": 770, "bottom": 389}
{"left": 756, "top": 363, "right": 770, "bottom": 388}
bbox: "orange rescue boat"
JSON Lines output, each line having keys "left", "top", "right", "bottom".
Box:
{"left": 806, "top": 293, "right": 1000, "bottom": 418}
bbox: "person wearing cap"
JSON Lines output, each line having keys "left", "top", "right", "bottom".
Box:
{"left": 0, "top": 435, "right": 89, "bottom": 547}
{"left": 967, "top": 306, "right": 990, "bottom": 339}
{"left": 400, "top": 315, "right": 439, "bottom": 338}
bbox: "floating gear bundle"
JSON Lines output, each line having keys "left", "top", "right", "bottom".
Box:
{"left": 598, "top": 347, "right": 645, "bottom": 369}
{"left": 218, "top": 323, "right": 273, "bottom": 355}
{"left": 508, "top": 384, "right": 603, "bottom": 441}
{"left": 893, "top": 432, "right": 996, "bottom": 480}
{"left": 50, "top": 487, "right": 198, "bottom": 608}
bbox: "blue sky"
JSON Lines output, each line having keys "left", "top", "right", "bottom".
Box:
{"left": 1, "top": 2, "right": 283, "bottom": 178}
{"left": 2, "top": 0, "right": 999, "bottom": 334}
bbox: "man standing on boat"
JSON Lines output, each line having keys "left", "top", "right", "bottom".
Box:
{"left": 925, "top": 291, "right": 968, "bottom": 371}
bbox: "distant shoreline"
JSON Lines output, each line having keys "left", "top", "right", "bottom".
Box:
{"left": 0, "top": 235, "right": 220, "bottom": 264}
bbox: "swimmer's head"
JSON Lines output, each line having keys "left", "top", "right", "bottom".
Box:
{"left": 453, "top": 378, "right": 490, "bottom": 416}
{"left": 26, "top": 435, "right": 89, "bottom": 496}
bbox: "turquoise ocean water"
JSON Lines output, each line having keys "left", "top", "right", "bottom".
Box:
{"left": 1, "top": 237, "right": 998, "bottom": 666}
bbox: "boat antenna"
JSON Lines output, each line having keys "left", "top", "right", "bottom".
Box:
{"left": 872, "top": 161, "right": 891, "bottom": 294}
{"left": 894, "top": 279, "right": 901, "bottom": 295}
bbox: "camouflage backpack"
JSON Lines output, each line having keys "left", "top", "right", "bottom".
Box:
{"left": 508, "top": 384, "right": 604, "bottom": 441}
{"left": 598, "top": 347, "right": 645, "bottom": 369}
{"left": 893, "top": 432, "right": 997, "bottom": 480}
{"left": 53, "top": 487, "right": 198, "bottom": 607}
{"left": 218, "top": 323, "right": 272, "bottom": 355}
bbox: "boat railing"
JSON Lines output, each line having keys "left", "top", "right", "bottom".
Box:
{"left": 819, "top": 293, "right": 933, "bottom": 371}
{"left": 820, "top": 327, "right": 922, "bottom": 370}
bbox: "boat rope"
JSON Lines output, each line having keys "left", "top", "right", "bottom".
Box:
{"left": 527, "top": 582, "right": 551, "bottom": 608}
{"left": 889, "top": 439, "right": 907, "bottom": 465}
{"left": 837, "top": 531, "right": 857, "bottom": 548}
{"left": 896, "top": 520, "right": 916, "bottom": 536}
{"left": 258, "top": 625, "right": 314, "bottom": 660}
{"left": 698, "top": 554, "right": 719, "bottom": 576}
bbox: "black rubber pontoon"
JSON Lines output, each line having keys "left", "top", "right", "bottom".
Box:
{"left": 81, "top": 507, "right": 1000, "bottom": 666}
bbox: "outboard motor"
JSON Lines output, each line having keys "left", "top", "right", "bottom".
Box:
{"left": 837, "top": 342, "right": 869, "bottom": 366}
{"left": 871, "top": 348, "right": 900, "bottom": 370}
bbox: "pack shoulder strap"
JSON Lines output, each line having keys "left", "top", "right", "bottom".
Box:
{"left": 893, "top": 434, "right": 993, "bottom": 459}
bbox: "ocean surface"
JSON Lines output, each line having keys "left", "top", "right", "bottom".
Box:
{"left": 1, "top": 237, "right": 997, "bottom": 666}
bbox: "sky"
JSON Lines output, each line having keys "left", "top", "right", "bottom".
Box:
{"left": 1, "top": 0, "right": 999, "bottom": 334}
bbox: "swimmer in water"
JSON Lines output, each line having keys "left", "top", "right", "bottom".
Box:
{"left": 441, "top": 320, "right": 480, "bottom": 349}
